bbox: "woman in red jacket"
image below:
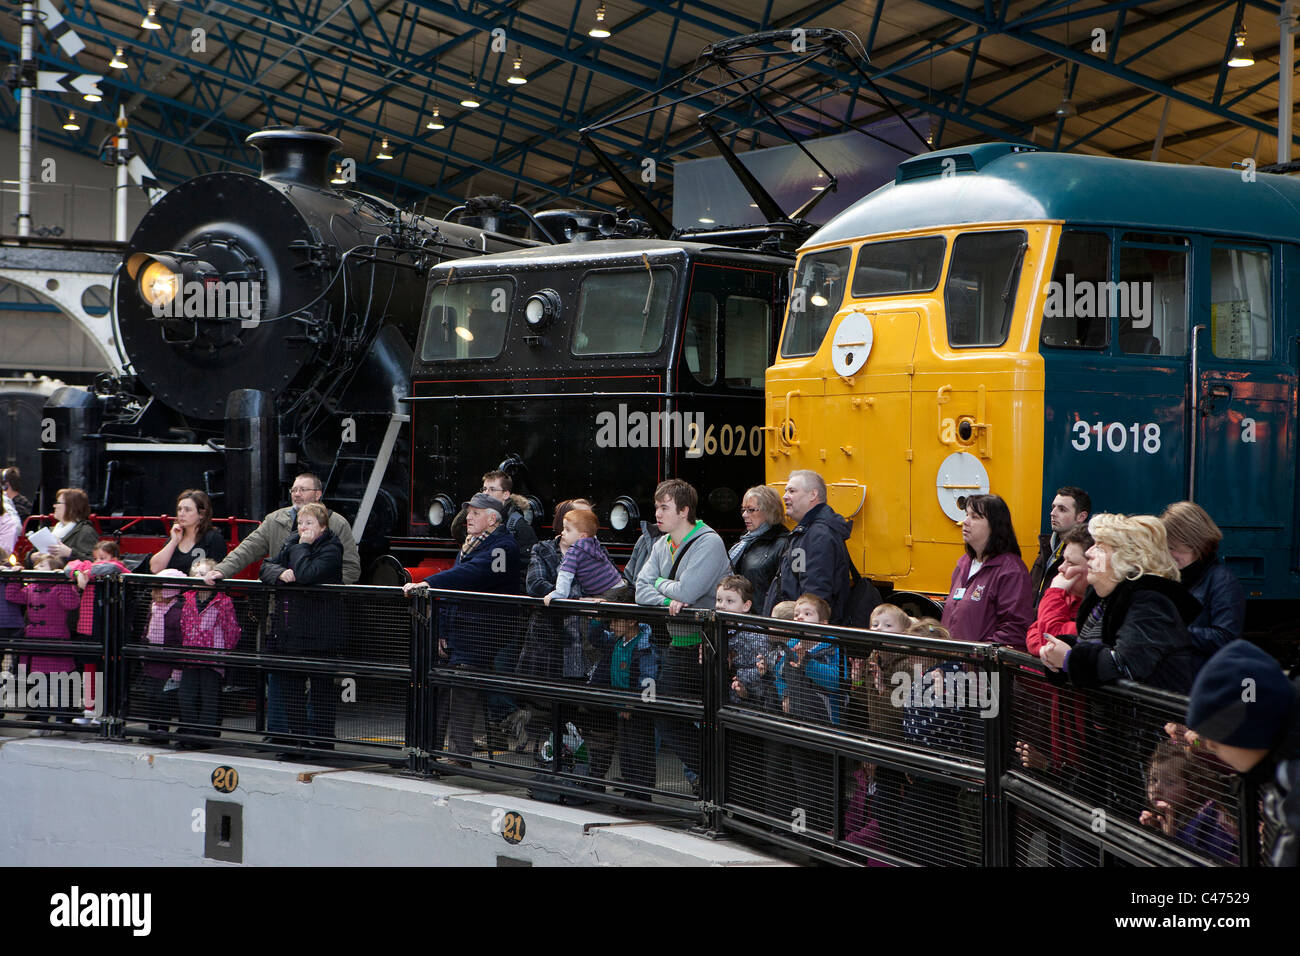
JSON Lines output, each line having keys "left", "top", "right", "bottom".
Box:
{"left": 1018, "top": 525, "right": 1092, "bottom": 776}
{"left": 940, "top": 494, "right": 1033, "bottom": 649}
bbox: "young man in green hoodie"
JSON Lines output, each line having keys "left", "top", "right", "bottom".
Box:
{"left": 634, "top": 479, "right": 731, "bottom": 790}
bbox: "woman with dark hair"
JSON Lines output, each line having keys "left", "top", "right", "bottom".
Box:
{"left": 150, "top": 489, "right": 227, "bottom": 574}
{"left": 940, "top": 493, "right": 1033, "bottom": 648}
{"left": 1160, "top": 501, "right": 1245, "bottom": 665}
{"left": 44, "top": 488, "right": 99, "bottom": 562}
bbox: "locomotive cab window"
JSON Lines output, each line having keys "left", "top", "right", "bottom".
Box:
{"left": 944, "top": 230, "right": 1026, "bottom": 347}
{"left": 1118, "top": 234, "right": 1189, "bottom": 356}
{"left": 851, "top": 235, "right": 945, "bottom": 297}
{"left": 780, "top": 248, "right": 851, "bottom": 357}
{"left": 684, "top": 291, "right": 717, "bottom": 385}
{"left": 421, "top": 277, "right": 514, "bottom": 361}
{"left": 572, "top": 267, "right": 672, "bottom": 355}
{"left": 723, "top": 296, "right": 770, "bottom": 389}
{"left": 1040, "top": 231, "right": 1110, "bottom": 349}
{"left": 1210, "top": 246, "right": 1273, "bottom": 361}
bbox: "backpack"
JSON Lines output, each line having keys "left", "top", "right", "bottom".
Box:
{"left": 843, "top": 563, "right": 882, "bottom": 628}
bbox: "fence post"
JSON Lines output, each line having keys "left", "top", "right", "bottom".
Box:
{"left": 983, "top": 648, "right": 1010, "bottom": 866}
{"left": 701, "top": 609, "right": 720, "bottom": 831}
{"left": 103, "top": 574, "right": 124, "bottom": 740}
{"left": 405, "top": 590, "right": 426, "bottom": 775}
{"left": 1237, "top": 765, "right": 1260, "bottom": 867}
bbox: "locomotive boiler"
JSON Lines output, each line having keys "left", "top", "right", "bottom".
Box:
{"left": 42, "top": 126, "right": 538, "bottom": 548}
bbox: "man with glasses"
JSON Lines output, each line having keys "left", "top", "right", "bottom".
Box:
{"left": 451, "top": 470, "right": 537, "bottom": 576}
{"left": 205, "top": 473, "right": 360, "bottom": 584}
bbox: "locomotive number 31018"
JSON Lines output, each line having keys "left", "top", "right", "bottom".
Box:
{"left": 1070, "top": 420, "right": 1163, "bottom": 455}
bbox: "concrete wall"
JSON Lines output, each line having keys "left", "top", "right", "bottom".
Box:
{"left": 0, "top": 737, "right": 784, "bottom": 867}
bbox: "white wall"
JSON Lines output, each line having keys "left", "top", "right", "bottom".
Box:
{"left": 0, "top": 737, "right": 785, "bottom": 867}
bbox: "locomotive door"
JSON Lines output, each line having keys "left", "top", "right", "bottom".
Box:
{"left": 823, "top": 308, "right": 919, "bottom": 579}
{"left": 673, "top": 263, "right": 778, "bottom": 536}
{"left": 1192, "top": 242, "right": 1297, "bottom": 594}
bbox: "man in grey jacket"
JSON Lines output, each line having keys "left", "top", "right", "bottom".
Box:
{"left": 635, "top": 478, "right": 730, "bottom": 789}
{"left": 205, "top": 473, "right": 361, "bottom": 585}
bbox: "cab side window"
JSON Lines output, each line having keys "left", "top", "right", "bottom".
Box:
{"left": 1118, "top": 234, "right": 1188, "bottom": 356}
{"left": 723, "top": 295, "right": 771, "bottom": 389}
{"left": 945, "top": 230, "right": 1026, "bottom": 347}
{"left": 684, "top": 292, "right": 717, "bottom": 386}
{"left": 1040, "top": 231, "right": 1110, "bottom": 349}
{"left": 1210, "top": 246, "right": 1273, "bottom": 360}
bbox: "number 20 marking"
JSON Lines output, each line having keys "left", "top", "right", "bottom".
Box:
{"left": 1071, "top": 421, "right": 1161, "bottom": 454}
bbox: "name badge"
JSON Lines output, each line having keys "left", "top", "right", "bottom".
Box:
{"left": 953, "top": 587, "right": 966, "bottom": 600}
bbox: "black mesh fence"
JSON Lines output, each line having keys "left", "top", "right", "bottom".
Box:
{"left": 713, "top": 613, "right": 996, "bottom": 865}
{"left": 116, "top": 575, "right": 414, "bottom": 759}
{"left": 1002, "top": 650, "right": 1248, "bottom": 867}
{"left": 0, "top": 569, "right": 106, "bottom": 732}
{"left": 419, "top": 592, "right": 703, "bottom": 815}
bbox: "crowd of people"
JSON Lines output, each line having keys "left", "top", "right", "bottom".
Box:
{"left": 0, "top": 464, "right": 1295, "bottom": 864}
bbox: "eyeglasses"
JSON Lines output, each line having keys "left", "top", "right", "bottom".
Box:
{"left": 740, "top": 507, "right": 759, "bottom": 515}
{"left": 290, "top": 486, "right": 318, "bottom": 494}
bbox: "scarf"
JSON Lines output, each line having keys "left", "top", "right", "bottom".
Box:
{"left": 461, "top": 531, "right": 489, "bottom": 557}
{"left": 728, "top": 522, "right": 771, "bottom": 565}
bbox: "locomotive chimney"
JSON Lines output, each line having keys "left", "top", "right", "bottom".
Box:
{"left": 246, "top": 127, "right": 341, "bottom": 188}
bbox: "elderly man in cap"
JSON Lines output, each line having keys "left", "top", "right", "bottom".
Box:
{"left": 404, "top": 492, "right": 521, "bottom": 760}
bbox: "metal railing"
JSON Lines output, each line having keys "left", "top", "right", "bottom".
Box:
{"left": 0, "top": 570, "right": 1270, "bottom": 865}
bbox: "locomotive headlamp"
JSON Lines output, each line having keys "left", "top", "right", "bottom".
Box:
{"left": 127, "top": 252, "right": 220, "bottom": 312}
{"left": 427, "top": 494, "right": 456, "bottom": 528}
{"left": 127, "top": 253, "right": 182, "bottom": 309}
{"left": 610, "top": 496, "right": 638, "bottom": 532}
{"left": 524, "top": 289, "right": 561, "bottom": 330}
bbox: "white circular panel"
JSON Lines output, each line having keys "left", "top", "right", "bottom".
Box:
{"left": 830, "top": 311, "right": 873, "bottom": 378}
{"left": 935, "top": 452, "right": 990, "bottom": 522}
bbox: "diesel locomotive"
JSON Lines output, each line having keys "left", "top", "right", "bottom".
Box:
{"left": 40, "top": 127, "right": 540, "bottom": 551}
{"left": 766, "top": 143, "right": 1299, "bottom": 612}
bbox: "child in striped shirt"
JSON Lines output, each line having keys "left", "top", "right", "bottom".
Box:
{"left": 544, "top": 508, "right": 624, "bottom": 605}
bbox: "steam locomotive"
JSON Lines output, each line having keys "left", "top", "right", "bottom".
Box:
{"left": 41, "top": 127, "right": 540, "bottom": 550}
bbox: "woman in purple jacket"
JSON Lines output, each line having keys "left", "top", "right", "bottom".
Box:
{"left": 940, "top": 494, "right": 1033, "bottom": 649}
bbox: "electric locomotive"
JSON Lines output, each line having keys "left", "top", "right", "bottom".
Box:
{"left": 398, "top": 232, "right": 789, "bottom": 565}
{"left": 767, "top": 143, "right": 1299, "bottom": 611}
{"left": 42, "top": 127, "right": 540, "bottom": 550}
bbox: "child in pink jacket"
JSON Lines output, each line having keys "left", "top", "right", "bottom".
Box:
{"left": 65, "top": 540, "right": 130, "bottom": 723}
{"left": 5, "top": 552, "right": 81, "bottom": 728}
{"left": 179, "top": 557, "right": 241, "bottom": 741}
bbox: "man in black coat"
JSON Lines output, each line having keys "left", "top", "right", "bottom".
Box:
{"left": 405, "top": 493, "right": 521, "bottom": 759}
{"left": 762, "top": 470, "right": 854, "bottom": 624}
{"left": 1030, "top": 486, "right": 1091, "bottom": 605}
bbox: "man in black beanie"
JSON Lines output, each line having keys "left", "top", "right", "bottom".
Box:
{"left": 1186, "top": 639, "right": 1300, "bottom": 866}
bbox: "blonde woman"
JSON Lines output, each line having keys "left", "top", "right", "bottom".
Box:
{"left": 728, "top": 485, "right": 787, "bottom": 606}
{"left": 1039, "top": 514, "right": 1199, "bottom": 694}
